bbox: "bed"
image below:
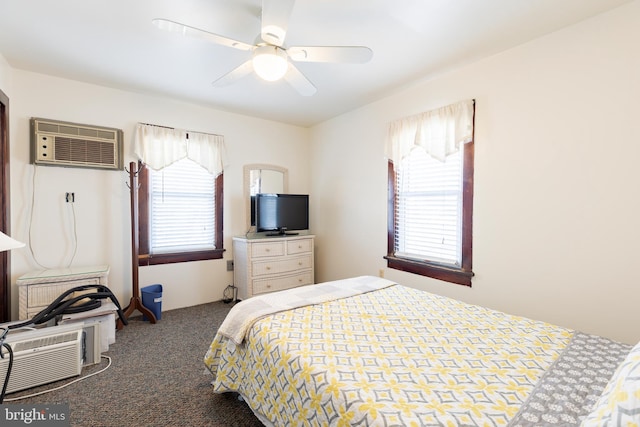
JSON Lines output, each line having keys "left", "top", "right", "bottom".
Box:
{"left": 204, "top": 276, "right": 639, "bottom": 426}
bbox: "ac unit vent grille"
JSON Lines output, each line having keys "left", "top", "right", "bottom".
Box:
{"left": 0, "top": 346, "right": 80, "bottom": 394}
{"left": 13, "top": 332, "right": 79, "bottom": 353}
{"left": 53, "top": 137, "right": 116, "bottom": 166}
{"left": 30, "top": 117, "right": 123, "bottom": 170}
{"left": 37, "top": 122, "right": 60, "bottom": 133}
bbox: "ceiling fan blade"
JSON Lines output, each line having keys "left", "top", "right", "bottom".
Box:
{"left": 261, "top": 0, "right": 295, "bottom": 46}
{"left": 284, "top": 63, "right": 317, "bottom": 96}
{"left": 152, "top": 18, "right": 253, "bottom": 51}
{"left": 288, "top": 46, "right": 373, "bottom": 63}
{"left": 212, "top": 60, "right": 254, "bottom": 87}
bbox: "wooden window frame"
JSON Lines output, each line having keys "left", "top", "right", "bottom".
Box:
{"left": 137, "top": 162, "right": 224, "bottom": 266}
{"left": 385, "top": 139, "right": 475, "bottom": 287}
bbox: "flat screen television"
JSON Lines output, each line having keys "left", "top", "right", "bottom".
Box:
{"left": 255, "top": 193, "right": 309, "bottom": 236}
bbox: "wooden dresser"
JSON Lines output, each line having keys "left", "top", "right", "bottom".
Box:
{"left": 233, "top": 235, "right": 314, "bottom": 300}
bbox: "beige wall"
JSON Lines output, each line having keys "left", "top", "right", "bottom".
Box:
{"left": 310, "top": 1, "right": 640, "bottom": 344}
{"left": 7, "top": 70, "right": 310, "bottom": 319}
{"left": 0, "top": 54, "right": 12, "bottom": 91}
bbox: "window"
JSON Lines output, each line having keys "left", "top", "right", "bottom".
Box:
{"left": 138, "top": 160, "right": 224, "bottom": 265}
{"left": 134, "top": 123, "right": 226, "bottom": 266}
{"left": 385, "top": 100, "right": 474, "bottom": 286}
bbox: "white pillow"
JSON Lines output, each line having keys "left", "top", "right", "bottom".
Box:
{"left": 581, "top": 340, "right": 640, "bottom": 426}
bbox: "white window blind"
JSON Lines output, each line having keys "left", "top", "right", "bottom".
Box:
{"left": 395, "top": 148, "right": 463, "bottom": 266}
{"left": 149, "top": 158, "right": 216, "bottom": 254}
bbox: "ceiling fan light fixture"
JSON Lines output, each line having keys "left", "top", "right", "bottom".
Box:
{"left": 253, "top": 45, "right": 288, "bottom": 81}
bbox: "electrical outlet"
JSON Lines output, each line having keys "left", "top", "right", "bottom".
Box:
{"left": 226, "top": 260, "right": 234, "bottom": 271}
{"left": 65, "top": 192, "right": 75, "bottom": 203}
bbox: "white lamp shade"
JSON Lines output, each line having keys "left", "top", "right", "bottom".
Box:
{"left": 0, "top": 231, "right": 25, "bottom": 252}
{"left": 253, "top": 45, "right": 288, "bottom": 82}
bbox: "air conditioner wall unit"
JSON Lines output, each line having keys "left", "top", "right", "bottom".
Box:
{"left": 0, "top": 323, "right": 84, "bottom": 394}
{"left": 30, "top": 117, "right": 124, "bottom": 170}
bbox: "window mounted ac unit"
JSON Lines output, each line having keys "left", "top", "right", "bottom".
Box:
{"left": 0, "top": 323, "right": 84, "bottom": 394}
{"left": 30, "top": 117, "right": 123, "bottom": 170}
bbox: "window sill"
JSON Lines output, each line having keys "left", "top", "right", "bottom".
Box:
{"left": 139, "top": 249, "right": 225, "bottom": 266}
{"left": 384, "top": 255, "right": 473, "bottom": 287}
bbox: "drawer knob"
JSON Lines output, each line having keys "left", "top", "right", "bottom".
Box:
{"left": 298, "top": 262, "right": 302, "bottom": 266}
{"left": 266, "top": 284, "right": 271, "bottom": 289}
{"left": 266, "top": 266, "right": 271, "bottom": 270}
{"left": 266, "top": 248, "right": 270, "bottom": 252}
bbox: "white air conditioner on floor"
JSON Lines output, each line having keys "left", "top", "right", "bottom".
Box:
{"left": 0, "top": 323, "right": 84, "bottom": 394}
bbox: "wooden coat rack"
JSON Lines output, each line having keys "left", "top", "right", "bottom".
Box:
{"left": 118, "top": 161, "right": 156, "bottom": 327}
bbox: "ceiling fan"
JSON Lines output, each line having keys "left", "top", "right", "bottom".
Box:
{"left": 152, "top": 0, "right": 373, "bottom": 96}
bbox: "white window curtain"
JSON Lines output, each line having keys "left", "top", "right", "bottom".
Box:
{"left": 386, "top": 99, "right": 474, "bottom": 165}
{"left": 134, "top": 123, "right": 227, "bottom": 175}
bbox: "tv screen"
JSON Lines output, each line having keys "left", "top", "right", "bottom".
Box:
{"left": 255, "top": 193, "right": 309, "bottom": 235}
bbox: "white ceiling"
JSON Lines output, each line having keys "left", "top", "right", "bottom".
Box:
{"left": 0, "top": 0, "right": 632, "bottom": 127}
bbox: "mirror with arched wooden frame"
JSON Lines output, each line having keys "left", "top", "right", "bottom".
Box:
{"left": 244, "top": 164, "right": 288, "bottom": 232}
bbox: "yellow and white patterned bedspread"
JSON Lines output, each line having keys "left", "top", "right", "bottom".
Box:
{"left": 204, "top": 281, "right": 573, "bottom": 426}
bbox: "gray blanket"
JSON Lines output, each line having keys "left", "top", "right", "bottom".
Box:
{"left": 509, "top": 332, "right": 631, "bottom": 426}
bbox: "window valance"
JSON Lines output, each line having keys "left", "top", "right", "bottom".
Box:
{"left": 386, "top": 99, "right": 474, "bottom": 165}
{"left": 134, "top": 123, "right": 227, "bottom": 175}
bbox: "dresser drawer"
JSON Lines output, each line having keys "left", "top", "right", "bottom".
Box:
{"left": 250, "top": 241, "right": 285, "bottom": 258}
{"left": 251, "top": 255, "right": 312, "bottom": 277}
{"left": 253, "top": 271, "right": 314, "bottom": 295}
{"left": 287, "top": 238, "right": 313, "bottom": 255}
